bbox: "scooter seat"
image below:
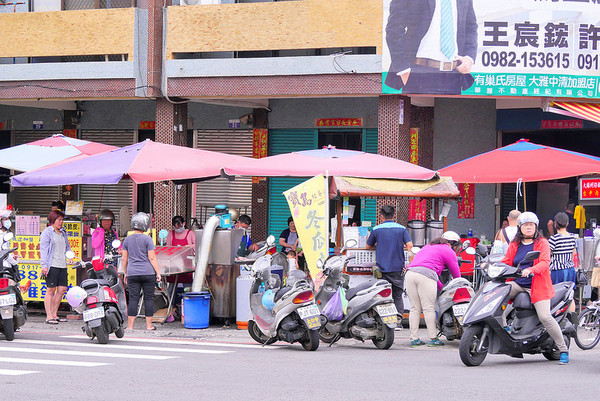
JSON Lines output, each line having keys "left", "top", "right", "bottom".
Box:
{"left": 345, "top": 280, "right": 387, "bottom": 301}
{"left": 274, "top": 286, "right": 292, "bottom": 302}
{"left": 81, "top": 278, "right": 110, "bottom": 288}
{"left": 550, "top": 282, "right": 574, "bottom": 309}
{"left": 513, "top": 292, "right": 533, "bottom": 309}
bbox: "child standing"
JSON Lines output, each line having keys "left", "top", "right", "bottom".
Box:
{"left": 549, "top": 212, "right": 577, "bottom": 285}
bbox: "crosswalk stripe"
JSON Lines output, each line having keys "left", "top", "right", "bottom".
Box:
{"left": 0, "top": 357, "right": 110, "bottom": 367}
{"left": 0, "top": 369, "right": 39, "bottom": 376}
{"left": 0, "top": 346, "right": 176, "bottom": 360}
{"left": 61, "top": 334, "right": 275, "bottom": 349}
{"left": 15, "top": 339, "right": 232, "bottom": 355}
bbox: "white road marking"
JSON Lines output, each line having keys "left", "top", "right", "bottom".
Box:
{"left": 15, "top": 339, "right": 232, "bottom": 355}
{"left": 0, "top": 346, "right": 176, "bottom": 360}
{"left": 0, "top": 369, "right": 39, "bottom": 376}
{"left": 0, "top": 357, "right": 110, "bottom": 367}
{"left": 60, "top": 334, "right": 275, "bottom": 349}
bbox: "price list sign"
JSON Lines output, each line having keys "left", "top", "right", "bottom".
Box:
{"left": 15, "top": 215, "right": 40, "bottom": 236}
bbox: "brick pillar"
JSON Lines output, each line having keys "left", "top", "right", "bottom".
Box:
{"left": 146, "top": 0, "right": 171, "bottom": 98}
{"left": 153, "top": 98, "right": 188, "bottom": 230}
{"left": 377, "top": 95, "right": 412, "bottom": 225}
{"left": 251, "top": 108, "right": 269, "bottom": 240}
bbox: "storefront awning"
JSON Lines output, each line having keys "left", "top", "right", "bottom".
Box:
{"left": 547, "top": 101, "right": 600, "bottom": 125}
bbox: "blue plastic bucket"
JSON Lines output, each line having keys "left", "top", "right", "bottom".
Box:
{"left": 183, "top": 291, "right": 210, "bottom": 329}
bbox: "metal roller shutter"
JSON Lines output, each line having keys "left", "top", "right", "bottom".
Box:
{"left": 361, "top": 128, "right": 378, "bottom": 224}
{"left": 79, "top": 130, "right": 135, "bottom": 232}
{"left": 268, "top": 129, "right": 317, "bottom": 239}
{"left": 12, "top": 131, "right": 62, "bottom": 216}
{"left": 195, "top": 130, "right": 253, "bottom": 225}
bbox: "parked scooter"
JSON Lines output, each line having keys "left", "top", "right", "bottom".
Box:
{"left": 435, "top": 274, "right": 475, "bottom": 341}
{"left": 247, "top": 236, "right": 323, "bottom": 351}
{"left": 66, "top": 240, "right": 125, "bottom": 344}
{"left": 459, "top": 250, "right": 576, "bottom": 366}
{"left": 314, "top": 242, "right": 398, "bottom": 349}
{"left": 0, "top": 232, "right": 27, "bottom": 341}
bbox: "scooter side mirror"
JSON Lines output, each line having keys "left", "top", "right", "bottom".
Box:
{"left": 266, "top": 235, "right": 275, "bottom": 247}
{"left": 316, "top": 259, "right": 324, "bottom": 269}
{"left": 465, "top": 247, "right": 476, "bottom": 255}
{"left": 3, "top": 232, "right": 14, "bottom": 242}
{"left": 111, "top": 239, "right": 121, "bottom": 249}
{"left": 461, "top": 240, "right": 470, "bottom": 250}
{"left": 523, "top": 250, "right": 540, "bottom": 262}
{"left": 411, "top": 246, "right": 421, "bottom": 254}
{"left": 65, "top": 250, "right": 76, "bottom": 260}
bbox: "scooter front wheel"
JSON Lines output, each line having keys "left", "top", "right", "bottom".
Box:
{"left": 301, "top": 329, "right": 320, "bottom": 351}
{"left": 459, "top": 325, "right": 488, "bottom": 366}
{"left": 247, "top": 320, "right": 276, "bottom": 345}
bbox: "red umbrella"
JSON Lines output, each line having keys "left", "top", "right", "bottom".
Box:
{"left": 438, "top": 139, "right": 600, "bottom": 183}
{"left": 225, "top": 146, "right": 437, "bottom": 180}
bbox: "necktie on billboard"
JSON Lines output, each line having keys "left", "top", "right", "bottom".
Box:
{"left": 440, "top": 0, "right": 456, "bottom": 59}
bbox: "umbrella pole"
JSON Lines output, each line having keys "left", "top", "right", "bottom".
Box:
{"left": 336, "top": 198, "right": 342, "bottom": 249}
{"left": 523, "top": 183, "right": 527, "bottom": 211}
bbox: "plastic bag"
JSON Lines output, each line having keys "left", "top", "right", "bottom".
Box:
{"left": 576, "top": 269, "right": 588, "bottom": 286}
{"left": 322, "top": 286, "right": 345, "bottom": 321}
{"left": 339, "top": 286, "right": 348, "bottom": 315}
{"left": 491, "top": 240, "right": 504, "bottom": 254}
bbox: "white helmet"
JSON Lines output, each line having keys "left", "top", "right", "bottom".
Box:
{"left": 517, "top": 211, "right": 539, "bottom": 227}
{"left": 442, "top": 231, "right": 460, "bottom": 243}
{"left": 66, "top": 286, "right": 87, "bottom": 309}
{"left": 131, "top": 212, "right": 150, "bottom": 232}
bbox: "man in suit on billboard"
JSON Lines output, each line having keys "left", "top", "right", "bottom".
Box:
{"left": 384, "top": 0, "right": 478, "bottom": 95}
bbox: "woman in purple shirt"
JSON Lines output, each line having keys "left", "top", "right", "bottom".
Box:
{"left": 405, "top": 231, "right": 461, "bottom": 347}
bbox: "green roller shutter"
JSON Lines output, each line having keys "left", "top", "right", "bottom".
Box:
{"left": 361, "top": 128, "right": 378, "bottom": 225}
{"left": 268, "top": 129, "right": 317, "bottom": 244}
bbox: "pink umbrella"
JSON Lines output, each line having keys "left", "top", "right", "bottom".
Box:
{"left": 0, "top": 134, "right": 116, "bottom": 172}
{"left": 11, "top": 139, "right": 251, "bottom": 186}
{"left": 225, "top": 146, "right": 437, "bottom": 180}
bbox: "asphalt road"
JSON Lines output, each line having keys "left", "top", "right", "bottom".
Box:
{"left": 2, "top": 316, "right": 600, "bottom": 400}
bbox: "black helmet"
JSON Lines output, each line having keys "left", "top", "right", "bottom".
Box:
{"left": 131, "top": 212, "right": 150, "bottom": 232}
{"left": 99, "top": 209, "right": 114, "bottom": 222}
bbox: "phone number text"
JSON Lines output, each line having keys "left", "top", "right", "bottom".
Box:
{"left": 481, "top": 51, "right": 600, "bottom": 70}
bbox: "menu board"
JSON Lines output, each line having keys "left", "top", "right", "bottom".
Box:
{"left": 15, "top": 215, "right": 40, "bottom": 236}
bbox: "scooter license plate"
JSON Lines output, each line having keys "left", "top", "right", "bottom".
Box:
{"left": 297, "top": 304, "right": 320, "bottom": 319}
{"left": 0, "top": 294, "right": 16, "bottom": 307}
{"left": 452, "top": 304, "right": 469, "bottom": 320}
{"left": 83, "top": 307, "right": 105, "bottom": 322}
{"left": 375, "top": 303, "right": 398, "bottom": 317}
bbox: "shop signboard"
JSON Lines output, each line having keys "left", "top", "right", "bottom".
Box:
{"left": 18, "top": 263, "right": 77, "bottom": 302}
{"left": 64, "top": 221, "right": 82, "bottom": 237}
{"left": 580, "top": 177, "right": 600, "bottom": 201}
{"left": 382, "top": 0, "right": 600, "bottom": 98}
{"left": 12, "top": 236, "right": 41, "bottom": 260}
{"left": 284, "top": 174, "right": 328, "bottom": 281}
{"left": 457, "top": 183, "right": 475, "bottom": 219}
{"left": 15, "top": 215, "right": 40, "bottom": 236}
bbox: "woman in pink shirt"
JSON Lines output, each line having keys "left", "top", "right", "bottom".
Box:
{"left": 405, "top": 231, "right": 462, "bottom": 347}
{"left": 166, "top": 216, "right": 195, "bottom": 247}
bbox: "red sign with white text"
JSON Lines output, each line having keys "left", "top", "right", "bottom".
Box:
{"left": 541, "top": 120, "right": 583, "bottom": 129}
{"left": 580, "top": 178, "right": 600, "bottom": 200}
{"left": 315, "top": 118, "right": 363, "bottom": 127}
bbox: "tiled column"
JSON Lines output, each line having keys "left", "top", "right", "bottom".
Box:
{"left": 377, "top": 95, "right": 411, "bottom": 225}
{"left": 153, "top": 98, "right": 188, "bottom": 230}
{"left": 251, "top": 108, "right": 269, "bottom": 240}
{"left": 146, "top": 0, "right": 170, "bottom": 98}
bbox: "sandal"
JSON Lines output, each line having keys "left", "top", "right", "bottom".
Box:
{"left": 57, "top": 318, "right": 68, "bottom": 322}
{"left": 146, "top": 326, "right": 156, "bottom": 331}
{"left": 45, "top": 319, "right": 59, "bottom": 325}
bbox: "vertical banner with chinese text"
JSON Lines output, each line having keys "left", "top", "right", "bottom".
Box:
{"left": 284, "top": 175, "right": 328, "bottom": 282}
{"left": 457, "top": 183, "right": 475, "bottom": 219}
{"left": 252, "top": 128, "right": 268, "bottom": 184}
{"left": 408, "top": 128, "right": 426, "bottom": 220}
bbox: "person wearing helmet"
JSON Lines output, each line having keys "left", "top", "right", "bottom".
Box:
{"left": 502, "top": 211, "right": 570, "bottom": 365}
{"left": 404, "top": 233, "right": 462, "bottom": 347}
{"left": 548, "top": 212, "right": 577, "bottom": 285}
{"left": 235, "top": 214, "right": 258, "bottom": 257}
{"left": 91, "top": 209, "right": 121, "bottom": 259}
{"left": 122, "top": 212, "right": 161, "bottom": 331}
{"left": 366, "top": 205, "right": 413, "bottom": 320}
{"left": 166, "top": 215, "right": 195, "bottom": 247}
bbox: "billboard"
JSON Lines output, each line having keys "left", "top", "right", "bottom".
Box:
{"left": 382, "top": 0, "right": 600, "bottom": 98}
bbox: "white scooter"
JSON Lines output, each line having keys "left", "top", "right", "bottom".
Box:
{"left": 247, "top": 237, "right": 323, "bottom": 351}
{"left": 0, "top": 232, "right": 27, "bottom": 341}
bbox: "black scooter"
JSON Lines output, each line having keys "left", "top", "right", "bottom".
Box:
{"left": 459, "top": 250, "right": 575, "bottom": 366}
{"left": 0, "top": 233, "right": 27, "bottom": 341}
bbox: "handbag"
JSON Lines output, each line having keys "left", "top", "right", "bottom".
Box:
{"left": 576, "top": 269, "right": 588, "bottom": 286}
{"left": 591, "top": 267, "right": 600, "bottom": 288}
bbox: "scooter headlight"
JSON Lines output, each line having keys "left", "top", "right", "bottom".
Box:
{"left": 475, "top": 297, "right": 502, "bottom": 318}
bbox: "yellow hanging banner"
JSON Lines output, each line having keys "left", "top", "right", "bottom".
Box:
{"left": 284, "top": 174, "right": 328, "bottom": 280}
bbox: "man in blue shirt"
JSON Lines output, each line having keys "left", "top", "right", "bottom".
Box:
{"left": 366, "top": 205, "right": 413, "bottom": 319}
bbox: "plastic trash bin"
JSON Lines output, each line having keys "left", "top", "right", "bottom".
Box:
{"left": 183, "top": 291, "right": 211, "bottom": 329}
